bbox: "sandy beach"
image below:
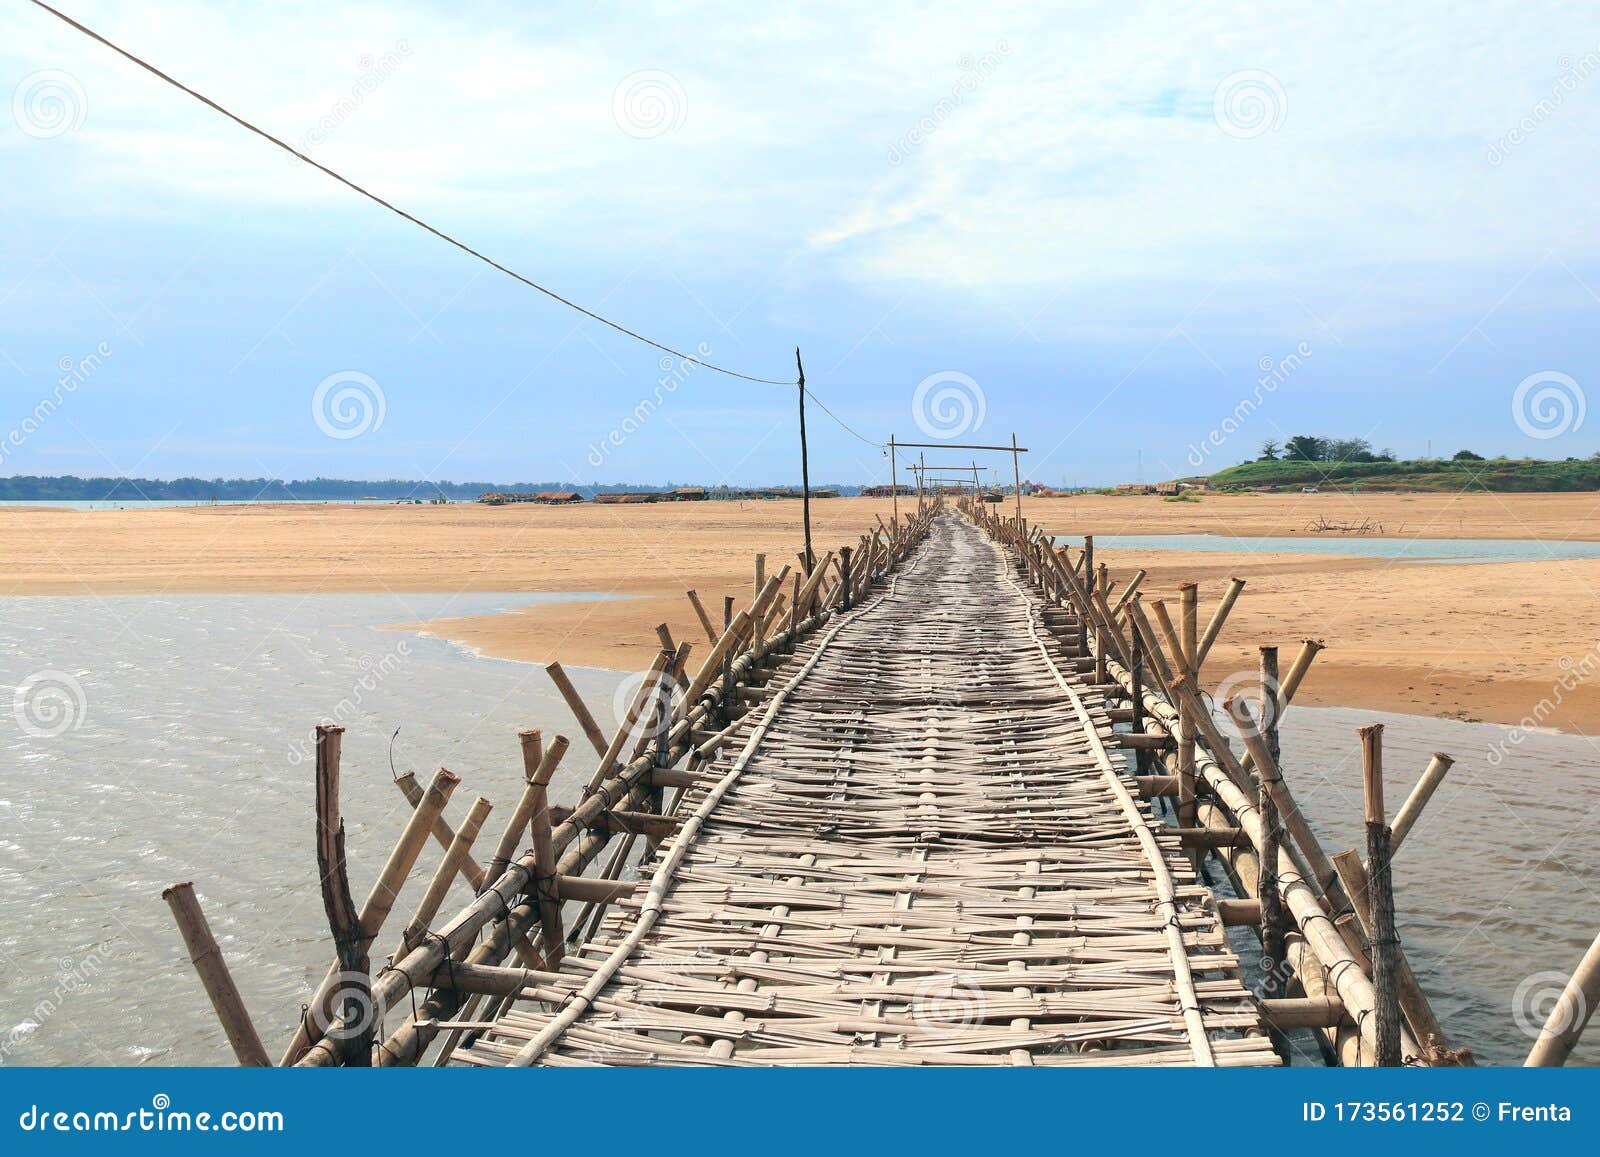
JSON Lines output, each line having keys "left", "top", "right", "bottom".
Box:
{"left": 4, "top": 491, "right": 1600, "bottom": 730}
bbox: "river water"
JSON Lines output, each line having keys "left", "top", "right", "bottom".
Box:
{"left": 0, "top": 593, "right": 1594, "bottom": 1065}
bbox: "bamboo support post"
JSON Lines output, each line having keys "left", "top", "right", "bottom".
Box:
{"left": 1361, "top": 724, "right": 1403, "bottom": 1067}
{"left": 1391, "top": 752, "right": 1454, "bottom": 853}
{"left": 162, "top": 882, "right": 271, "bottom": 1066}
{"left": 396, "top": 796, "right": 493, "bottom": 956}
{"left": 311, "top": 725, "right": 370, "bottom": 1066}
{"left": 1257, "top": 646, "right": 1286, "bottom": 1010}
{"left": 545, "top": 662, "right": 609, "bottom": 757}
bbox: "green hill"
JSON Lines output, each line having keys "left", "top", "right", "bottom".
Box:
{"left": 1206, "top": 457, "right": 1600, "bottom": 492}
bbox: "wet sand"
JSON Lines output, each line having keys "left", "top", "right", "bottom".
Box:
{"left": 3, "top": 493, "right": 1600, "bottom": 730}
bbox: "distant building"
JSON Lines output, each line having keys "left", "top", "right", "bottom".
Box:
{"left": 861, "top": 484, "right": 913, "bottom": 498}
{"left": 594, "top": 492, "right": 660, "bottom": 504}
{"left": 1114, "top": 483, "right": 1155, "bottom": 495}
{"left": 672, "top": 487, "right": 707, "bottom": 501}
{"left": 533, "top": 491, "right": 582, "bottom": 504}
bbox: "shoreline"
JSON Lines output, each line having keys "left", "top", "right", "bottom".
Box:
{"left": 4, "top": 494, "right": 1600, "bottom": 731}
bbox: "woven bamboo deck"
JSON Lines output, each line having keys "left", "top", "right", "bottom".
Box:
{"left": 455, "top": 514, "right": 1277, "bottom": 1067}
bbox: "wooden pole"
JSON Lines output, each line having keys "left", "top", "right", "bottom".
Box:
{"left": 839, "top": 546, "right": 854, "bottom": 611}
{"left": 161, "top": 882, "right": 271, "bottom": 1066}
{"left": 1256, "top": 646, "right": 1286, "bottom": 1023}
{"left": 889, "top": 435, "right": 898, "bottom": 526}
{"left": 1361, "top": 723, "right": 1402, "bottom": 1066}
{"left": 796, "top": 348, "right": 814, "bottom": 576}
{"left": 1011, "top": 432, "right": 1023, "bottom": 534}
{"left": 312, "top": 724, "right": 370, "bottom": 1066}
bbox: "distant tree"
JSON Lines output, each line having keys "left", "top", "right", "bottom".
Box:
{"left": 1326, "top": 436, "right": 1375, "bottom": 462}
{"left": 1377, "top": 448, "right": 1397, "bottom": 461}
{"left": 1452, "top": 449, "right": 1484, "bottom": 461}
{"left": 1284, "top": 435, "right": 1326, "bottom": 462}
{"left": 1259, "top": 439, "right": 1280, "bottom": 460}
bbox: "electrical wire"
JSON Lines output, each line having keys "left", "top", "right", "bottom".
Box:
{"left": 25, "top": 0, "right": 795, "bottom": 386}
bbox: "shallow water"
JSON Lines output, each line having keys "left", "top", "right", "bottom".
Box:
{"left": 0, "top": 593, "right": 1594, "bottom": 1065}
{"left": 0, "top": 591, "right": 633, "bottom": 1066}
{"left": 1055, "top": 533, "right": 1600, "bottom": 563}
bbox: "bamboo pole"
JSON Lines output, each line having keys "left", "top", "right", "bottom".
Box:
{"left": 1361, "top": 724, "right": 1402, "bottom": 1066}
{"left": 545, "top": 662, "right": 609, "bottom": 757}
{"left": 1258, "top": 646, "right": 1286, "bottom": 1011}
{"left": 1391, "top": 752, "right": 1454, "bottom": 852}
{"left": 394, "top": 771, "right": 487, "bottom": 892}
{"left": 396, "top": 796, "right": 492, "bottom": 956}
{"left": 587, "top": 652, "right": 672, "bottom": 792}
{"left": 684, "top": 589, "right": 718, "bottom": 644}
{"left": 487, "top": 732, "right": 570, "bottom": 882}
{"left": 1194, "top": 577, "right": 1246, "bottom": 673}
{"left": 1526, "top": 928, "right": 1600, "bottom": 1066}
{"left": 161, "top": 882, "right": 271, "bottom": 1066}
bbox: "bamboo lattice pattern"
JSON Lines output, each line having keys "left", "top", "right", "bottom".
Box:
{"left": 456, "top": 515, "right": 1278, "bottom": 1066}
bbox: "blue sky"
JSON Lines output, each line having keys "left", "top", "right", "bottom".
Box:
{"left": 2, "top": 1, "right": 1598, "bottom": 487}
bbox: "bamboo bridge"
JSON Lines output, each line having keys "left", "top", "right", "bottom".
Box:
{"left": 162, "top": 501, "right": 1600, "bottom": 1069}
